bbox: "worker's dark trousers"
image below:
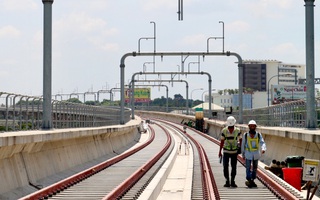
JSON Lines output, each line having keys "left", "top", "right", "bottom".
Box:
{"left": 223, "top": 152, "right": 238, "bottom": 182}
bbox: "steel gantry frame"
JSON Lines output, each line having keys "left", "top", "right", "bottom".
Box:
{"left": 131, "top": 72, "right": 210, "bottom": 118}
{"left": 119, "top": 51, "right": 243, "bottom": 125}
{"left": 129, "top": 84, "right": 169, "bottom": 112}
{"left": 131, "top": 79, "right": 189, "bottom": 115}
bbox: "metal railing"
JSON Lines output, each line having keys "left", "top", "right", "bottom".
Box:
{"left": 134, "top": 98, "right": 320, "bottom": 128}
{"left": 0, "top": 92, "right": 131, "bottom": 132}
{"left": 241, "top": 98, "right": 320, "bottom": 128}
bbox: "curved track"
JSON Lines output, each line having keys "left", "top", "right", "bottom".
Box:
{"left": 154, "top": 119, "right": 303, "bottom": 200}
{"left": 20, "top": 122, "right": 173, "bottom": 200}
{"left": 19, "top": 118, "right": 305, "bottom": 200}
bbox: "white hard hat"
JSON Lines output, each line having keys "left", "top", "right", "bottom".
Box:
{"left": 226, "top": 116, "right": 236, "bottom": 126}
{"left": 248, "top": 120, "right": 257, "bottom": 125}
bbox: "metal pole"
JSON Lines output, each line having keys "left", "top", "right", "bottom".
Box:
{"left": 166, "top": 87, "right": 169, "bottom": 112}
{"left": 131, "top": 79, "right": 135, "bottom": 119}
{"left": 178, "top": 0, "right": 181, "bottom": 20}
{"left": 5, "top": 94, "right": 13, "bottom": 131}
{"left": 186, "top": 84, "right": 189, "bottom": 114}
{"left": 42, "top": 0, "right": 54, "bottom": 130}
{"left": 305, "top": 0, "right": 317, "bottom": 128}
{"left": 219, "top": 21, "right": 225, "bottom": 53}
{"left": 181, "top": 0, "right": 183, "bottom": 20}
{"left": 267, "top": 75, "right": 278, "bottom": 107}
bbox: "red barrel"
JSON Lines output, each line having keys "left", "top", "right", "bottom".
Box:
{"left": 282, "top": 167, "right": 302, "bottom": 191}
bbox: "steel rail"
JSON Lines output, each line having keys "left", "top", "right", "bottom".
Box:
{"left": 19, "top": 127, "right": 156, "bottom": 200}
{"left": 155, "top": 118, "right": 219, "bottom": 200}
{"left": 150, "top": 118, "right": 304, "bottom": 200}
{"left": 103, "top": 122, "right": 172, "bottom": 199}
{"left": 179, "top": 123, "right": 300, "bottom": 200}
{"left": 201, "top": 130, "right": 299, "bottom": 199}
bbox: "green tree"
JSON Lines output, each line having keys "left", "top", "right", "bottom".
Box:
{"left": 85, "top": 101, "right": 100, "bottom": 105}
{"left": 67, "top": 98, "right": 82, "bottom": 104}
{"left": 243, "top": 87, "right": 255, "bottom": 94}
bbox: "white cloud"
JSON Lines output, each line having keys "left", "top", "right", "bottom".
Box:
{"left": 0, "top": 59, "right": 19, "bottom": 66}
{"left": 268, "top": 42, "right": 304, "bottom": 62}
{"left": 32, "top": 30, "right": 42, "bottom": 46}
{"left": 139, "top": 0, "right": 176, "bottom": 11}
{"left": 270, "top": 43, "right": 297, "bottom": 54}
{"left": 86, "top": 0, "right": 109, "bottom": 11}
{"left": 246, "top": 0, "right": 294, "bottom": 19}
{"left": 87, "top": 36, "right": 119, "bottom": 51}
{"left": 276, "top": 1, "right": 293, "bottom": 9}
{"left": 1, "top": 0, "right": 38, "bottom": 11}
{"left": 100, "top": 43, "right": 120, "bottom": 51}
{"left": 102, "top": 28, "right": 119, "bottom": 37}
{"left": 0, "top": 25, "right": 21, "bottom": 38}
{"left": 181, "top": 34, "right": 206, "bottom": 46}
{"left": 55, "top": 12, "right": 107, "bottom": 33}
{"left": 226, "top": 21, "right": 250, "bottom": 33}
{"left": 53, "top": 12, "right": 119, "bottom": 52}
{"left": 250, "top": 0, "right": 293, "bottom": 9}
{"left": 263, "top": 0, "right": 293, "bottom": 9}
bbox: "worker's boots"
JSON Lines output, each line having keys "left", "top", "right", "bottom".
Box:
{"left": 230, "top": 180, "right": 238, "bottom": 187}
{"left": 224, "top": 180, "right": 230, "bottom": 187}
{"left": 245, "top": 179, "right": 257, "bottom": 188}
{"left": 224, "top": 179, "right": 237, "bottom": 187}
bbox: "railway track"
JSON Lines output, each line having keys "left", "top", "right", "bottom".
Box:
{"left": 156, "top": 121, "right": 218, "bottom": 200}
{"left": 20, "top": 122, "right": 173, "bottom": 200}
{"left": 153, "top": 119, "right": 303, "bottom": 200}
{"left": 19, "top": 118, "right": 305, "bottom": 200}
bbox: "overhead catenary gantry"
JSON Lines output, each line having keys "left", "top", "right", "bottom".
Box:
{"left": 131, "top": 79, "right": 190, "bottom": 116}
{"left": 130, "top": 72, "right": 211, "bottom": 118}
{"left": 128, "top": 84, "right": 169, "bottom": 112}
{"left": 119, "top": 51, "right": 243, "bottom": 125}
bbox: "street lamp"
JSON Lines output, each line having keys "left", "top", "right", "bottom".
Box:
{"left": 191, "top": 88, "right": 203, "bottom": 106}
{"left": 267, "top": 74, "right": 292, "bottom": 106}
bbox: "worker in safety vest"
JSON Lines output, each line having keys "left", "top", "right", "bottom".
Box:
{"left": 241, "top": 120, "right": 266, "bottom": 188}
{"left": 219, "top": 116, "right": 242, "bottom": 187}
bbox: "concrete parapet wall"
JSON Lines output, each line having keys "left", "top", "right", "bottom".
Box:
{"left": 0, "top": 119, "right": 140, "bottom": 197}
{"left": 137, "top": 111, "right": 320, "bottom": 165}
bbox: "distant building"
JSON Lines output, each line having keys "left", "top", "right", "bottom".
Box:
{"left": 204, "top": 93, "right": 232, "bottom": 110}
{"left": 242, "top": 60, "right": 306, "bottom": 107}
{"left": 242, "top": 60, "right": 305, "bottom": 92}
{"left": 232, "top": 94, "right": 253, "bottom": 109}
{"left": 251, "top": 91, "right": 268, "bottom": 109}
{"left": 203, "top": 60, "right": 306, "bottom": 109}
{"left": 204, "top": 93, "right": 253, "bottom": 110}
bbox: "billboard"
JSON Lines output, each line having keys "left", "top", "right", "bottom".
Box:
{"left": 125, "top": 88, "right": 151, "bottom": 103}
{"left": 271, "top": 85, "right": 307, "bottom": 104}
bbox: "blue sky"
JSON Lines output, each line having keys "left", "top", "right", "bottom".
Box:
{"left": 0, "top": 0, "right": 318, "bottom": 101}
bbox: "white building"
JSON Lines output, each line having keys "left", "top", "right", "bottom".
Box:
{"left": 203, "top": 60, "right": 307, "bottom": 109}
{"left": 243, "top": 60, "right": 306, "bottom": 107}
